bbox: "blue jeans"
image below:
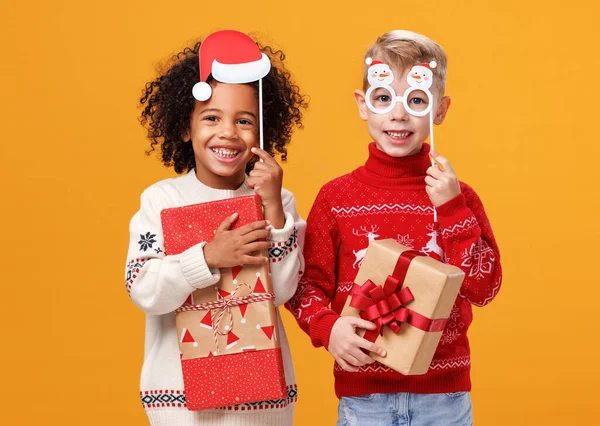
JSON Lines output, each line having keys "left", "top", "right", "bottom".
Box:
{"left": 337, "top": 392, "right": 473, "bottom": 426}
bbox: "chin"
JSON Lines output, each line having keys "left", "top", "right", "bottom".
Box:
{"left": 376, "top": 141, "right": 422, "bottom": 158}
{"left": 205, "top": 163, "right": 242, "bottom": 176}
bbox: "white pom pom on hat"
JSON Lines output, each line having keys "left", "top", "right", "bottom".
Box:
{"left": 366, "top": 57, "right": 373, "bottom": 65}
{"left": 192, "top": 82, "right": 212, "bottom": 101}
{"left": 429, "top": 61, "right": 437, "bottom": 69}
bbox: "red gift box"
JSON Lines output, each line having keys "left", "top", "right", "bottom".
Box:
{"left": 160, "top": 195, "right": 286, "bottom": 410}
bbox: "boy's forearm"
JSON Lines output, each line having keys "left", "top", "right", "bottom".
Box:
{"left": 437, "top": 191, "right": 502, "bottom": 306}
{"left": 285, "top": 278, "right": 340, "bottom": 348}
{"left": 285, "top": 185, "right": 342, "bottom": 344}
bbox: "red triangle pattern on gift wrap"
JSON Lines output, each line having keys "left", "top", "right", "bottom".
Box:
{"left": 239, "top": 303, "right": 248, "bottom": 318}
{"left": 254, "top": 277, "right": 266, "bottom": 293}
{"left": 261, "top": 325, "right": 275, "bottom": 340}
{"left": 184, "top": 294, "right": 193, "bottom": 305}
{"left": 226, "top": 331, "right": 239, "bottom": 349}
{"left": 231, "top": 265, "right": 243, "bottom": 280}
{"left": 218, "top": 288, "right": 231, "bottom": 298}
{"left": 200, "top": 311, "right": 212, "bottom": 329}
{"left": 180, "top": 328, "right": 195, "bottom": 344}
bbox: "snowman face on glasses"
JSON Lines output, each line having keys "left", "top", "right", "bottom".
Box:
{"left": 407, "top": 65, "right": 434, "bottom": 90}
{"left": 365, "top": 59, "right": 436, "bottom": 117}
{"left": 367, "top": 63, "right": 394, "bottom": 86}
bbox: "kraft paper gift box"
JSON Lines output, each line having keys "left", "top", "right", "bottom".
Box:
{"left": 160, "top": 194, "right": 286, "bottom": 410}
{"left": 341, "top": 239, "right": 465, "bottom": 375}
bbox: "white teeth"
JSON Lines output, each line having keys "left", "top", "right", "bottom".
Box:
{"left": 211, "top": 148, "right": 239, "bottom": 158}
{"left": 387, "top": 131, "right": 410, "bottom": 138}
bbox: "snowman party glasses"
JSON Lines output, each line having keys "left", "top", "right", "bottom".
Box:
{"left": 365, "top": 58, "right": 438, "bottom": 116}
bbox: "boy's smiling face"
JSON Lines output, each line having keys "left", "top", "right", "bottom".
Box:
{"left": 184, "top": 82, "right": 259, "bottom": 189}
{"left": 355, "top": 66, "right": 451, "bottom": 158}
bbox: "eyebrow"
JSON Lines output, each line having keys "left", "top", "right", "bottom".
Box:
{"left": 239, "top": 111, "right": 257, "bottom": 119}
{"left": 198, "top": 108, "right": 222, "bottom": 115}
{"left": 198, "top": 108, "right": 257, "bottom": 119}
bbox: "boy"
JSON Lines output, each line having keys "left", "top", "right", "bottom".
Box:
{"left": 286, "top": 30, "right": 502, "bottom": 425}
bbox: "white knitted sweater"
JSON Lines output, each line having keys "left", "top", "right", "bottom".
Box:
{"left": 125, "top": 171, "right": 305, "bottom": 426}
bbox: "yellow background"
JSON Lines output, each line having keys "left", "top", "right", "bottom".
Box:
{"left": 1, "top": 0, "right": 598, "bottom": 424}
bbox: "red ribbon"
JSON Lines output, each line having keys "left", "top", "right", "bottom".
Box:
{"left": 349, "top": 250, "right": 448, "bottom": 343}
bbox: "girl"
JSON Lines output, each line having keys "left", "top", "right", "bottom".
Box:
{"left": 125, "top": 30, "right": 307, "bottom": 426}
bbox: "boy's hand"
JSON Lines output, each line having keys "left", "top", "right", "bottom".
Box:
{"left": 203, "top": 213, "right": 271, "bottom": 268}
{"left": 248, "top": 147, "right": 285, "bottom": 229}
{"left": 425, "top": 150, "right": 461, "bottom": 207}
{"left": 329, "top": 316, "right": 387, "bottom": 373}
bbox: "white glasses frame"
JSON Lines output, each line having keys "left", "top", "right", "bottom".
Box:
{"left": 365, "top": 85, "right": 434, "bottom": 117}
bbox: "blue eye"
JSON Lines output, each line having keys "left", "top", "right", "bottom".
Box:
{"left": 377, "top": 95, "right": 391, "bottom": 103}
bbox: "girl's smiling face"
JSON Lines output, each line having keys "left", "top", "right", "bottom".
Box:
{"left": 184, "top": 82, "right": 259, "bottom": 189}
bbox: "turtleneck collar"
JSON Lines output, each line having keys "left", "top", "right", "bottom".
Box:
{"left": 352, "top": 142, "right": 432, "bottom": 190}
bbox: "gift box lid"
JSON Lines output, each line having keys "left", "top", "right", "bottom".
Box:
{"left": 160, "top": 194, "right": 263, "bottom": 255}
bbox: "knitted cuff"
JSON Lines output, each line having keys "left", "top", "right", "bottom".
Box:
{"left": 310, "top": 312, "right": 341, "bottom": 350}
{"left": 179, "top": 242, "right": 220, "bottom": 289}
{"left": 436, "top": 193, "right": 468, "bottom": 218}
{"left": 268, "top": 212, "right": 295, "bottom": 242}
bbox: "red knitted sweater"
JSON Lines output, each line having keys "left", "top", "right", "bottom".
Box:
{"left": 286, "top": 143, "right": 502, "bottom": 397}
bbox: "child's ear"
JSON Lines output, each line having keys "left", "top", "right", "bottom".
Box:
{"left": 433, "top": 96, "right": 451, "bottom": 125}
{"left": 354, "top": 89, "right": 369, "bottom": 121}
{"left": 182, "top": 129, "right": 191, "bottom": 142}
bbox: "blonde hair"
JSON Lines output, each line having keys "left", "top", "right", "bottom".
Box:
{"left": 363, "top": 30, "right": 448, "bottom": 94}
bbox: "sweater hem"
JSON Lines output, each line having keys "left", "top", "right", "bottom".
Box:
{"left": 334, "top": 366, "right": 471, "bottom": 398}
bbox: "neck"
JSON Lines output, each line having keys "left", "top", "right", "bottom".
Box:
{"left": 352, "top": 142, "right": 432, "bottom": 189}
{"left": 194, "top": 168, "right": 246, "bottom": 190}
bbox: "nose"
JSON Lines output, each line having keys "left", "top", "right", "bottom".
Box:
{"left": 390, "top": 100, "right": 409, "bottom": 121}
{"left": 379, "top": 72, "right": 389, "bottom": 78}
{"left": 218, "top": 120, "right": 237, "bottom": 139}
{"left": 412, "top": 74, "right": 421, "bottom": 80}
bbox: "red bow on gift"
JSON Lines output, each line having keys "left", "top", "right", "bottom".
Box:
{"left": 349, "top": 249, "right": 448, "bottom": 344}
{"left": 350, "top": 277, "right": 414, "bottom": 336}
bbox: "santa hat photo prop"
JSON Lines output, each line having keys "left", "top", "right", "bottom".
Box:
{"left": 192, "top": 30, "right": 272, "bottom": 150}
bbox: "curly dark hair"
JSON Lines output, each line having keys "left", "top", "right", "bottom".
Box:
{"left": 139, "top": 39, "right": 308, "bottom": 174}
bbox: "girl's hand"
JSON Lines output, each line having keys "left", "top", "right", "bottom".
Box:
{"left": 247, "top": 147, "right": 285, "bottom": 228}
{"left": 203, "top": 213, "right": 271, "bottom": 268}
{"left": 328, "top": 316, "right": 387, "bottom": 373}
{"left": 425, "top": 150, "right": 461, "bottom": 208}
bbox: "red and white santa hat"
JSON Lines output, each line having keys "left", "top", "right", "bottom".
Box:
{"left": 192, "top": 30, "right": 272, "bottom": 101}
{"left": 418, "top": 61, "right": 438, "bottom": 70}
{"left": 365, "top": 57, "right": 385, "bottom": 67}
